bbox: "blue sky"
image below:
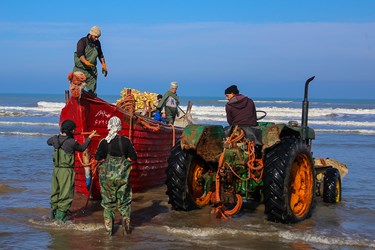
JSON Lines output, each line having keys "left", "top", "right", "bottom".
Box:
{"left": 0, "top": 0, "right": 374, "bottom": 99}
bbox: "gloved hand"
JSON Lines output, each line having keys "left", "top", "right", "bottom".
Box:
{"left": 83, "top": 59, "right": 95, "bottom": 68}
{"left": 102, "top": 63, "right": 108, "bottom": 77}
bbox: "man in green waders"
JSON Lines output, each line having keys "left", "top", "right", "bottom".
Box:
{"left": 95, "top": 116, "right": 137, "bottom": 236}
{"left": 47, "top": 120, "right": 97, "bottom": 223}
{"left": 73, "top": 25, "right": 108, "bottom": 96}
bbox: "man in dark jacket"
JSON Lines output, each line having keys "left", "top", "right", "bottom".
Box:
{"left": 224, "top": 85, "right": 258, "bottom": 138}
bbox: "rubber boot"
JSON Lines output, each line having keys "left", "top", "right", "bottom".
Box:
{"left": 122, "top": 218, "right": 131, "bottom": 235}
{"left": 55, "top": 210, "right": 67, "bottom": 224}
{"left": 104, "top": 219, "right": 113, "bottom": 236}
{"left": 50, "top": 209, "right": 56, "bottom": 221}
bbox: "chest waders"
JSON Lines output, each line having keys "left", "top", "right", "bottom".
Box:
{"left": 73, "top": 38, "right": 99, "bottom": 94}
{"left": 165, "top": 105, "right": 178, "bottom": 124}
{"left": 98, "top": 139, "right": 133, "bottom": 235}
{"left": 50, "top": 136, "right": 75, "bottom": 223}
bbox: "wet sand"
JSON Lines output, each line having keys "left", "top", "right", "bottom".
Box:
{"left": 68, "top": 184, "right": 174, "bottom": 235}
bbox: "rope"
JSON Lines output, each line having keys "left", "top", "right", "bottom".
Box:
{"left": 246, "top": 141, "right": 264, "bottom": 182}
{"left": 137, "top": 116, "right": 161, "bottom": 132}
{"left": 169, "top": 124, "right": 176, "bottom": 147}
{"left": 226, "top": 126, "right": 245, "bottom": 143}
{"left": 129, "top": 113, "right": 133, "bottom": 141}
{"left": 223, "top": 194, "right": 242, "bottom": 216}
{"left": 117, "top": 89, "right": 136, "bottom": 141}
{"left": 196, "top": 191, "right": 213, "bottom": 207}
{"left": 77, "top": 153, "right": 96, "bottom": 167}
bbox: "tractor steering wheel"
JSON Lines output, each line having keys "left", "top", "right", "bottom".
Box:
{"left": 257, "top": 110, "right": 267, "bottom": 121}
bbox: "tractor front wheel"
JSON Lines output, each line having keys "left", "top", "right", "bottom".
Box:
{"left": 323, "top": 168, "right": 341, "bottom": 203}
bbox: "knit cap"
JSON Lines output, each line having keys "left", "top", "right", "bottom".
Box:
{"left": 225, "top": 85, "right": 239, "bottom": 95}
{"left": 170, "top": 81, "right": 178, "bottom": 88}
{"left": 89, "top": 25, "right": 101, "bottom": 37}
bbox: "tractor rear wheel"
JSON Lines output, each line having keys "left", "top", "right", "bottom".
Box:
{"left": 323, "top": 168, "right": 341, "bottom": 203}
{"left": 263, "top": 137, "right": 315, "bottom": 223}
{"left": 166, "top": 142, "right": 210, "bottom": 210}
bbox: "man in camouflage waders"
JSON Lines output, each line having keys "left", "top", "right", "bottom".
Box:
{"left": 73, "top": 25, "right": 108, "bottom": 96}
{"left": 47, "top": 120, "right": 96, "bottom": 223}
{"left": 95, "top": 116, "right": 137, "bottom": 235}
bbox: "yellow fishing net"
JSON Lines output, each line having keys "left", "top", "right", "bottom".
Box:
{"left": 116, "top": 88, "right": 159, "bottom": 111}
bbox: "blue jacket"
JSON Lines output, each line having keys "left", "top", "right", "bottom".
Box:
{"left": 154, "top": 111, "right": 166, "bottom": 123}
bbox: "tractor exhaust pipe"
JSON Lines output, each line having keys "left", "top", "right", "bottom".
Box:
{"left": 301, "top": 76, "right": 315, "bottom": 139}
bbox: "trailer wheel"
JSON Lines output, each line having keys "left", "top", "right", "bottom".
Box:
{"left": 263, "top": 137, "right": 316, "bottom": 223}
{"left": 166, "top": 141, "right": 210, "bottom": 210}
{"left": 323, "top": 168, "right": 341, "bottom": 203}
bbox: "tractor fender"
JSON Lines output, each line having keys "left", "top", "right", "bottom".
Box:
{"left": 261, "top": 123, "right": 315, "bottom": 150}
{"left": 180, "top": 124, "right": 225, "bottom": 162}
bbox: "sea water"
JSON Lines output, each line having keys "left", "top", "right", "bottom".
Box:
{"left": 0, "top": 93, "right": 374, "bottom": 249}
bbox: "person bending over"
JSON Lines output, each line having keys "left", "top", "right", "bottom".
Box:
{"left": 73, "top": 25, "right": 108, "bottom": 96}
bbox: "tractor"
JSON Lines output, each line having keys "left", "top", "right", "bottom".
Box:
{"left": 165, "top": 76, "right": 346, "bottom": 223}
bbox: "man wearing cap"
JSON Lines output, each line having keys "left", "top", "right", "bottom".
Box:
{"left": 73, "top": 25, "right": 108, "bottom": 96}
{"left": 156, "top": 82, "right": 180, "bottom": 124}
{"left": 224, "top": 84, "right": 257, "bottom": 137}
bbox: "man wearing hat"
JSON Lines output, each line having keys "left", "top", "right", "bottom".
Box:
{"left": 224, "top": 84, "right": 257, "bottom": 137}
{"left": 73, "top": 25, "right": 108, "bottom": 96}
{"left": 156, "top": 82, "right": 180, "bottom": 124}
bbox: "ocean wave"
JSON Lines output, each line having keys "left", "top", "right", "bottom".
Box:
{"left": 255, "top": 100, "right": 294, "bottom": 104}
{"left": 193, "top": 115, "right": 375, "bottom": 127}
{"left": 165, "top": 226, "right": 375, "bottom": 248}
{"left": 190, "top": 106, "right": 375, "bottom": 117}
{"left": 1, "top": 102, "right": 374, "bottom": 119}
{"left": 315, "top": 129, "right": 375, "bottom": 135}
{"left": 29, "top": 218, "right": 104, "bottom": 232}
{"left": 266, "top": 120, "right": 375, "bottom": 128}
{"left": 0, "top": 121, "right": 58, "bottom": 127}
{"left": 217, "top": 100, "right": 295, "bottom": 104}
{"left": 0, "top": 131, "right": 54, "bottom": 137}
{"left": 37, "top": 101, "right": 65, "bottom": 109}
{"left": 0, "top": 101, "right": 64, "bottom": 115}
{"left": 0, "top": 111, "right": 26, "bottom": 117}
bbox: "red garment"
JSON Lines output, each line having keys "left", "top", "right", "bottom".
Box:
{"left": 225, "top": 94, "right": 257, "bottom": 126}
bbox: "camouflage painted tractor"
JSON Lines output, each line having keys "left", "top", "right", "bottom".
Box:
{"left": 166, "top": 76, "right": 345, "bottom": 223}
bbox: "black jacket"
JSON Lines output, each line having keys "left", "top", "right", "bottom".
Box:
{"left": 47, "top": 134, "right": 91, "bottom": 154}
{"left": 95, "top": 135, "right": 137, "bottom": 161}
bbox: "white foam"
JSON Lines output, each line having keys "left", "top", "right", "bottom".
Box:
{"left": 189, "top": 106, "right": 375, "bottom": 118}
{"left": 0, "top": 131, "right": 54, "bottom": 136}
{"left": 279, "top": 230, "right": 375, "bottom": 248}
{"left": 165, "top": 225, "right": 375, "bottom": 248}
{"left": 29, "top": 218, "right": 103, "bottom": 232}
{"left": 0, "top": 101, "right": 64, "bottom": 114}
{"left": 0, "top": 121, "right": 58, "bottom": 127}
{"left": 315, "top": 129, "right": 375, "bottom": 135}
